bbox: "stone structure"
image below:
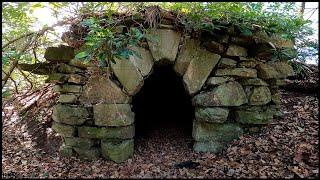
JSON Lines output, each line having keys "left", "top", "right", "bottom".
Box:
{"left": 19, "top": 13, "right": 295, "bottom": 163}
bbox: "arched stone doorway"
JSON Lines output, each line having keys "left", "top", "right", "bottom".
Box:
{"left": 132, "top": 64, "right": 194, "bottom": 139}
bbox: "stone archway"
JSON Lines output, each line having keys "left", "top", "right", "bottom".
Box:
{"left": 22, "top": 27, "right": 295, "bottom": 163}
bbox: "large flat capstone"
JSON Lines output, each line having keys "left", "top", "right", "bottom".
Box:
{"left": 94, "top": 104, "right": 134, "bottom": 127}
{"left": 192, "top": 81, "right": 248, "bottom": 106}
{"left": 52, "top": 104, "right": 89, "bottom": 125}
{"left": 147, "top": 29, "right": 181, "bottom": 63}
{"left": 79, "top": 76, "right": 130, "bottom": 105}
{"left": 44, "top": 45, "right": 74, "bottom": 62}
{"left": 111, "top": 57, "right": 144, "bottom": 95}
{"left": 183, "top": 50, "right": 221, "bottom": 94}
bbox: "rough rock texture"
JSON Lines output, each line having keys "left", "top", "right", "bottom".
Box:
{"left": 217, "top": 58, "right": 237, "bottom": 68}
{"left": 51, "top": 122, "right": 76, "bottom": 137}
{"left": 129, "top": 46, "right": 154, "bottom": 77}
{"left": 215, "top": 68, "right": 257, "bottom": 78}
{"left": 53, "top": 84, "right": 82, "bottom": 93}
{"left": 101, "top": 139, "right": 134, "bottom": 163}
{"left": 79, "top": 76, "right": 130, "bottom": 104}
{"left": 203, "top": 40, "right": 225, "bottom": 54}
{"left": 174, "top": 38, "right": 201, "bottom": 76}
{"left": 78, "top": 125, "right": 135, "bottom": 139}
{"left": 58, "top": 94, "right": 78, "bottom": 103}
{"left": 68, "top": 59, "right": 95, "bottom": 69}
{"left": 111, "top": 57, "right": 144, "bottom": 95}
{"left": 45, "top": 73, "right": 69, "bottom": 84}
{"left": 52, "top": 104, "right": 89, "bottom": 125}
{"left": 64, "top": 137, "right": 95, "bottom": 149}
{"left": 44, "top": 45, "right": 74, "bottom": 62}
{"left": 206, "top": 77, "right": 234, "bottom": 86}
{"left": 93, "top": 104, "right": 134, "bottom": 127}
{"left": 226, "top": 45, "right": 247, "bottom": 57}
{"left": 195, "top": 107, "right": 229, "bottom": 123}
{"left": 59, "top": 144, "right": 73, "bottom": 157}
{"left": 193, "top": 81, "right": 248, "bottom": 106}
{"left": 192, "top": 121, "right": 243, "bottom": 142}
{"left": 234, "top": 106, "right": 274, "bottom": 124}
{"left": 239, "top": 78, "right": 268, "bottom": 86}
{"left": 183, "top": 51, "right": 221, "bottom": 94}
{"left": 256, "top": 62, "right": 294, "bottom": 79}
{"left": 73, "top": 147, "right": 100, "bottom": 160}
{"left": 147, "top": 29, "right": 181, "bottom": 63}
{"left": 245, "top": 86, "right": 271, "bottom": 105}
{"left": 58, "top": 63, "right": 83, "bottom": 74}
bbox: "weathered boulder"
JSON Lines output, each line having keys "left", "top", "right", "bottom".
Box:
{"left": 215, "top": 68, "right": 257, "bottom": 78}
{"left": 93, "top": 104, "right": 134, "bottom": 127}
{"left": 206, "top": 76, "right": 233, "bottom": 86}
{"left": 239, "top": 78, "right": 268, "bottom": 86}
{"left": 244, "top": 86, "right": 271, "bottom": 105}
{"left": 192, "top": 121, "right": 243, "bottom": 142}
{"left": 147, "top": 29, "right": 181, "bottom": 63}
{"left": 101, "top": 139, "right": 134, "bottom": 163}
{"left": 78, "top": 125, "right": 134, "bottom": 139}
{"left": 111, "top": 57, "right": 144, "bottom": 95}
{"left": 256, "top": 62, "right": 294, "bottom": 79}
{"left": 58, "top": 94, "right": 78, "bottom": 103}
{"left": 52, "top": 104, "right": 89, "bottom": 125}
{"left": 79, "top": 76, "right": 130, "bottom": 104}
{"left": 193, "top": 81, "right": 248, "bottom": 106}
{"left": 193, "top": 141, "right": 226, "bottom": 153}
{"left": 195, "top": 107, "right": 229, "bottom": 123}
{"left": 53, "top": 84, "right": 82, "bottom": 93}
{"left": 64, "top": 137, "right": 95, "bottom": 149}
{"left": 174, "top": 38, "right": 201, "bottom": 76}
{"left": 226, "top": 45, "right": 247, "bottom": 57}
{"left": 217, "top": 58, "right": 237, "bottom": 68}
{"left": 183, "top": 51, "right": 221, "bottom": 94}
{"left": 238, "top": 59, "right": 261, "bottom": 68}
{"left": 234, "top": 106, "right": 274, "bottom": 124}
{"left": 44, "top": 45, "right": 74, "bottom": 62}
{"left": 52, "top": 122, "right": 76, "bottom": 137}
{"left": 73, "top": 147, "right": 100, "bottom": 160}
{"left": 45, "top": 73, "right": 69, "bottom": 84}
{"left": 129, "top": 46, "right": 153, "bottom": 77}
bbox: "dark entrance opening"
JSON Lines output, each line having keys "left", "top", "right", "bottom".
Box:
{"left": 132, "top": 65, "right": 194, "bottom": 140}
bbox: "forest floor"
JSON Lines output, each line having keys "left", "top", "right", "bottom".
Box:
{"left": 2, "top": 85, "right": 319, "bottom": 178}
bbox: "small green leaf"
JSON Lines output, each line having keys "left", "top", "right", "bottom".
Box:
{"left": 75, "top": 51, "right": 88, "bottom": 60}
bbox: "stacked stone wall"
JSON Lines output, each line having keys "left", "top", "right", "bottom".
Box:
{"left": 20, "top": 25, "right": 294, "bottom": 163}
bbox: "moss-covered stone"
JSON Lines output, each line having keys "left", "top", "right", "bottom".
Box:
{"left": 217, "top": 58, "right": 237, "bottom": 68}
{"left": 78, "top": 125, "right": 135, "bottom": 139}
{"left": 192, "top": 121, "right": 243, "bottom": 142}
{"left": 147, "top": 29, "right": 181, "bottom": 63}
{"left": 193, "top": 141, "right": 226, "bottom": 153}
{"left": 64, "top": 137, "right": 95, "bottom": 148}
{"left": 192, "top": 81, "right": 248, "bottom": 106}
{"left": 93, "top": 104, "right": 134, "bottom": 127}
{"left": 226, "top": 45, "right": 247, "bottom": 57}
{"left": 239, "top": 78, "right": 268, "bottom": 86}
{"left": 52, "top": 104, "right": 88, "bottom": 125}
{"left": 44, "top": 45, "right": 74, "bottom": 62}
{"left": 79, "top": 76, "right": 130, "bottom": 105}
{"left": 101, "top": 139, "right": 134, "bottom": 163}
{"left": 111, "top": 56, "right": 144, "bottom": 95}
{"left": 195, "top": 107, "right": 229, "bottom": 123}
{"left": 59, "top": 144, "right": 73, "bottom": 157}
{"left": 234, "top": 106, "right": 274, "bottom": 124}
{"left": 69, "top": 59, "right": 95, "bottom": 69}
{"left": 267, "top": 79, "right": 285, "bottom": 86}
{"left": 215, "top": 68, "right": 257, "bottom": 78}
{"left": 45, "top": 73, "right": 69, "bottom": 84}
{"left": 183, "top": 51, "right": 221, "bottom": 94}
{"left": 58, "top": 94, "right": 78, "bottom": 103}
{"left": 53, "top": 84, "right": 82, "bottom": 93}
{"left": 52, "top": 122, "right": 76, "bottom": 137}
{"left": 245, "top": 86, "right": 271, "bottom": 105}
{"left": 206, "top": 76, "right": 233, "bottom": 86}
{"left": 73, "top": 147, "right": 100, "bottom": 161}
